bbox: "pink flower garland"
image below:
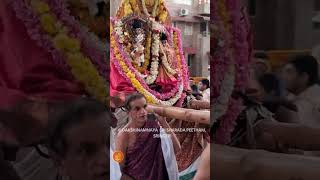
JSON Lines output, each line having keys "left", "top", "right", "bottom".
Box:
{"left": 215, "top": 98, "right": 242, "bottom": 144}
{"left": 212, "top": 0, "right": 252, "bottom": 144}
{"left": 44, "top": 0, "right": 108, "bottom": 78}
{"left": 171, "top": 27, "right": 190, "bottom": 90}
{"left": 9, "top": 0, "right": 73, "bottom": 80}
{"left": 9, "top": 0, "right": 108, "bottom": 82}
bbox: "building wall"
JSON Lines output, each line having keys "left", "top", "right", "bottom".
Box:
{"left": 166, "top": 0, "right": 210, "bottom": 77}
{"left": 248, "top": 0, "right": 320, "bottom": 50}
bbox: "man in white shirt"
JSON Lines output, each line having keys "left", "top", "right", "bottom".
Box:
{"left": 198, "top": 79, "right": 210, "bottom": 102}
{"left": 281, "top": 55, "right": 320, "bottom": 126}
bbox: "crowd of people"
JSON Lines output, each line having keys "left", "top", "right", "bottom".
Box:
{"left": 189, "top": 78, "right": 211, "bottom": 102}
{"left": 252, "top": 53, "right": 320, "bottom": 126}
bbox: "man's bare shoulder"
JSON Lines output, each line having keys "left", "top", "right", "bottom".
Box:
{"left": 116, "top": 125, "right": 130, "bottom": 141}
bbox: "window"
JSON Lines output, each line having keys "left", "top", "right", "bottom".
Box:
{"left": 187, "top": 54, "right": 195, "bottom": 67}
{"left": 173, "top": 0, "right": 193, "bottom": 6}
{"left": 201, "top": 21, "right": 207, "bottom": 31}
{"left": 184, "top": 23, "right": 193, "bottom": 36}
{"left": 248, "top": 0, "right": 256, "bottom": 16}
{"left": 198, "top": 0, "right": 210, "bottom": 4}
{"left": 172, "top": 21, "right": 177, "bottom": 27}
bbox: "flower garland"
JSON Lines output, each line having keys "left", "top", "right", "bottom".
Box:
{"left": 213, "top": 63, "right": 235, "bottom": 122}
{"left": 114, "top": 20, "right": 125, "bottom": 43}
{"left": 47, "top": 0, "right": 108, "bottom": 78}
{"left": 172, "top": 28, "right": 190, "bottom": 90}
{"left": 111, "top": 18, "right": 181, "bottom": 100}
{"left": 213, "top": 0, "right": 238, "bottom": 144}
{"left": 111, "top": 48, "right": 184, "bottom": 106}
{"left": 111, "top": 21, "right": 184, "bottom": 106}
{"left": 146, "top": 30, "right": 160, "bottom": 84}
{"left": 157, "top": 0, "right": 168, "bottom": 23}
{"left": 10, "top": 0, "right": 109, "bottom": 105}
{"left": 130, "top": 0, "right": 140, "bottom": 14}
{"left": 160, "top": 44, "right": 177, "bottom": 75}
{"left": 213, "top": 0, "right": 234, "bottom": 120}
{"left": 113, "top": 17, "right": 162, "bottom": 84}
{"left": 32, "top": 0, "right": 108, "bottom": 103}
{"left": 124, "top": 0, "right": 134, "bottom": 17}
{"left": 142, "top": 31, "right": 152, "bottom": 71}
{"left": 212, "top": 0, "right": 252, "bottom": 144}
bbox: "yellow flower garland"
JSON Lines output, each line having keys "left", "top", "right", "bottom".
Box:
{"left": 130, "top": 0, "right": 140, "bottom": 14}
{"left": 31, "top": 0, "right": 109, "bottom": 105}
{"left": 173, "top": 32, "right": 182, "bottom": 69}
{"left": 158, "top": 0, "right": 167, "bottom": 23}
{"left": 124, "top": 0, "right": 133, "bottom": 17}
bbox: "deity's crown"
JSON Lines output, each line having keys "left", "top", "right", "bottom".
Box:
{"left": 115, "top": 0, "right": 171, "bottom": 25}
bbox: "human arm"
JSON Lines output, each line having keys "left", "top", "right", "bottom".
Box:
{"left": 213, "top": 144, "right": 320, "bottom": 180}
{"left": 156, "top": 115, "right": 181, "bottom": 154}
{"left": 193, "top": 145, "right": 210, "bottom": 180}
{"left": 115, "top": 132, "right": 133, "bottom": 180}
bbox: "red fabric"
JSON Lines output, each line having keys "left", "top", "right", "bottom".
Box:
{"left": 110, "top": 61, "right": 135, "bottom": 96}
{"left": 156, "top": 65, "right": 178, "bottom": 92}
{"left": 123, "top": 120, "right": 169, "bottom": 180}
{"left": 0, "top": 1, "right": 84, "bottom": 110}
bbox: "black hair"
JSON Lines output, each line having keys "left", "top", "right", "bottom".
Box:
{"left": 132, "top": 19, "right": 142, "bottom": 29}
{"left": 191, "top": 84, "right": 198, "bottom": 92}
{"left": 124, "top": 93, "right": 145, "bottom": 111}
{"left": 289, "top": 55, "right": 319, "bottom": 86}
{"left": 160, "top": 33, "right": 167, "bottom": 41}
{"left": 48, "top": 98, "right": 107, "bottom": 157}
{"left": 258, "top": 73, "right": 282, "bottom": 96}
{"left": 254, "top": 52, "right": 269, "bottom": 60}
{"left": 201, "top": 79, "right": 210, "bottom": 89}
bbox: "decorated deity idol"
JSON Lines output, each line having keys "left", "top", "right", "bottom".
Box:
{"left": 110, "top": 0, "right": 210, "bottom": 175}
{"left": 110, "top": 0, "right": 189, "bottom": 106}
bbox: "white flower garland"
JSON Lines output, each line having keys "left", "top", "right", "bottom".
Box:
{"left": 152, "top": 81, "right": 184, "bottom": 106}
{"left": 114, "top": 20, "right": 124, "bottom": 43}
{"left": 146, "top": 32, "right": 160, "bottom": 84}
{"left": 113, "top": 19, "right": 174, "bottom": 86}
{"left": 111, "top": 19, "right": 184, "bottom": 106}
{"left": 213, "top": 63, "right": 235, "bottom": 122}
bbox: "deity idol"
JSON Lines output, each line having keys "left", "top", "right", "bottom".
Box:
{"left": 110, "top": 0, "right": 210, "bottom": 173}
{"left": 110, "top": 0, "right": 189, "bottom": 107}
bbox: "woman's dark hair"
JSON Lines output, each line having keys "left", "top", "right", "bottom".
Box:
{"left": 47, "top": 98, "right": 107, "bottom": 157}
{"left": 124, "top": 93, "right": 145, "bottom": 111}
{"left": 289, "top": 55, "right": 319, "bottom": 86}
